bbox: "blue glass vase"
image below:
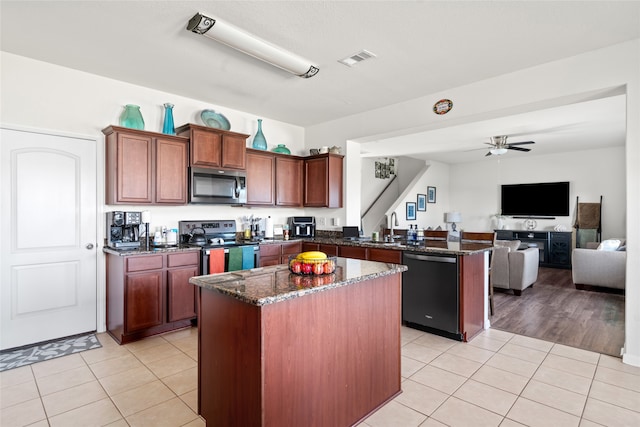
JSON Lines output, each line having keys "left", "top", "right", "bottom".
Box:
{"left": 119, "top": 104, "right": 144, "bottom": 130}
{"left": 162, "top": 103, "right": 175, "bottom": 135}
{"left": 252, "top": 119, "right": 267, "bottom": 150}
{"left": 272, "top": 144, "right": 291, "bottom": 154}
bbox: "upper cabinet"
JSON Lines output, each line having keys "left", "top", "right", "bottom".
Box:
{"left": 103, "top": 126, "right": 188, "bottom": 205}
{"left": 175, "top": 123, "right": 248, "bottom": 170}
{"left": 245, "top": 149, "right": 303, "bottom": 207}
{"left": 304, "top": 153, "right": 344, "bottom": 208}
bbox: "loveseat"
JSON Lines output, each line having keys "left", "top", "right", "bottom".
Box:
{"left": 572, "top": 240, "right": 626, "bottom": 290}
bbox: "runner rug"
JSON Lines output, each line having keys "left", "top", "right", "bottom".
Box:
{"left": 0, "top": 333, "right": 102, "bottom": 372}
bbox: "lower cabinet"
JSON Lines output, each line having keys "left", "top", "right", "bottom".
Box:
{"left": 301, "top": 242, "right": 402, "bottom": 263}
{"left": 259, "top": 241, "right": 303, "bottom": 266}
{"left": 106, "top": 251, "right": 200, "bottom": 344}
{"left": 496, "top": 230, "right": 572, "bottom": 268}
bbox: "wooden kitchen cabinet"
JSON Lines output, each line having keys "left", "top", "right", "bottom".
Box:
{"left": 246, "top": 150, "right": 275, "bottom": 205}
{"left": 246, "top": 149, "right": 303, "bottom": 207}
{"left": 275, "top": 156, "right": 303, "bottom": 206}
{"left": 338, "top": 245, "right": 368, "bottom": 260}
{"left": 175, "top": 123, "right": 248, "bottom": 170}
{"left": 304, "top": 153, "right": 344, "bottom": 208}
{"left": 259, "top": 241, "right": 303, "bottom": 266}
{"left": 103, "top": 126, "right": 188, "bottom": 205}
{"left": 106, "top": 250, "right": 200, "bottom": 344}
{"left": 368, "top": 248, "right": 403, "bottom": 263}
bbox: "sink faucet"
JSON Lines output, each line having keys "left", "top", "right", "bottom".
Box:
{"left": 390, "top": 212, "right": 399, "bottom": 238}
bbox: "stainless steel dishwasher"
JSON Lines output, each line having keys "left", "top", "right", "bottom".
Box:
{"left": 402, "top": 252, "right": 462, "bottom": 341}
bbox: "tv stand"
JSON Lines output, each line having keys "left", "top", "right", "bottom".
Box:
{"left": 495, "top": 230, "right": 572, "bottom": 269}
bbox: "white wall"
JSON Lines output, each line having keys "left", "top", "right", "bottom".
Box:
{"left": 447, "top": 147, "right": 626, "bottom": 238}
{"left": 305, "top": 39, "right": 640, "bottom": 366}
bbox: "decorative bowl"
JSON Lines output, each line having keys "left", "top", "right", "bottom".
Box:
{"left": 272, "top": 144, "right": 291, "bottom": 154}
{"left": 288, "top": 255, "right": 337, "bottom": 276}
{"left": 200, "top": 109, "right": 231, "bottom": 130}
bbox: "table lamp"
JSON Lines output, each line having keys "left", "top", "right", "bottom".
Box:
{"left": 445, "top": 212, "right": 462, "bottom": 232}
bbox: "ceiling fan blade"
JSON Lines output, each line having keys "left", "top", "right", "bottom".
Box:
{"left": 507, "top": 146, "right": 531, "bottom": 152}
{"left": 507, "top": 141, "right": 535, "bottom": 146}
{"left": 485, "top": 151, "right": 493, "bottom": 157}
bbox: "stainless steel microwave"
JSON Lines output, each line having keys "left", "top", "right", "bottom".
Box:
{"left": 189, "top": 167, "right": 247, "bottom": 204}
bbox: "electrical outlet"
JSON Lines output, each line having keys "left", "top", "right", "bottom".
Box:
{"left": 317, "top": 217, "right": 326, "bottom": 226}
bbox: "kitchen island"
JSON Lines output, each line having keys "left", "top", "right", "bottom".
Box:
{"left": 189, "top": 258, "right": 407, "bottom": 427}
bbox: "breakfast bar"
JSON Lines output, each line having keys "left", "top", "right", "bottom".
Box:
{"left": 189, "top": 258, "right": 407, "bottom": 427}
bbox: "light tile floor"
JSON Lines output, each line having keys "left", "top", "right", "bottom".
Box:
{"left": 1, "top": 326, "right": 639, "bottom": 426}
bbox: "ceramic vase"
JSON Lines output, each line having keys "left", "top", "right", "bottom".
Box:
{"left": 119, "top": 104, "right": 144, "bottom": 130}
{"left": 252, "top": 119, "right": 267, "bottom": 150}
{"left": 162, "top": 103, "right": 175, "bottom": 135}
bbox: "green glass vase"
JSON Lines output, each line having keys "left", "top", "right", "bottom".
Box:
{"left": 119, "top": 104, "right": 144, "bottom": 130}
{"left": 272, "top": 144, "right": 291, "bottom": 154}
{"left": 252, "top": 119, "right": 267, "bottom": 150}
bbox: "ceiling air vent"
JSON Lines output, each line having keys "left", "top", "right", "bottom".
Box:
{"left": 338, "top": 50, "right": 377, "bottom": 67}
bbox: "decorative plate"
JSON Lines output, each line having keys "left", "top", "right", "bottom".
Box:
{"left": 200, "top": 110, "right": 231, "bottom": 130}
{"left": 433, "top": 99, "right": 453, "bottom": 115}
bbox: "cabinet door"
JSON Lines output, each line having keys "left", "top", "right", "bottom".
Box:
{"left": 167, "top": 266, "right": 198, "bottom": 322}
{"left": 191, "top": 128, "right": 222, "bottom": 167}
{"left": 304, "top": 155, "right": 343, "bottom": 208}
{"left": 548, "top": 232, "right": 572, "bottom": 267}
{"left": 319, "top": 244, "right": 338, "bottom": 256}
{"left": 125, "top": 271, "right": 164, "bottom": 332}
{"left": 246, "top": 151, "right": 275, "bottom": 205}
{"left": 221, "top": 135, "right": 247, "bottom": 169}
{"left": 155, "top": 137, "right": 188, "bottom": 204}
{"left": 338, "top": 246, "right": 368, "bottom": 260}
{"left": 112, "top": 132, "right": 153, "bottom": 204}
{"left": 275, "top": 157, "right": 303, "bottom": 206}
{"left": 368, "top": 248, "right": 402, "bottom": 263}
{"left": 301, "top": 242, "right": 320, "bottom": 252}
{"left": 280, "top": 241, "right": 302, "bottom": 263}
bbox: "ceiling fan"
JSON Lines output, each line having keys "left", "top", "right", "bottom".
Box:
{"left": 484, "top": 135, "right": 535, "bottom": 156}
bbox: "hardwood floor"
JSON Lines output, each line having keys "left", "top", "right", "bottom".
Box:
{"left": 490, "top": 267, "right": 625, "bottom": 357}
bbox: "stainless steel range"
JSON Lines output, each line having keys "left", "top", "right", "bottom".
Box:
{"left": 178, "top": 220, "right": 260, "bottom": 275}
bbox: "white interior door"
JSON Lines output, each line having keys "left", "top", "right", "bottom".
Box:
{"left": 1, "top": 127, "right": 97, "bottom": 350}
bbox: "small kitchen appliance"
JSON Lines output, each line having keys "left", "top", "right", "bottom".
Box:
{"left": 106, "top": 211, "right": 142, "bottom": 249}
{"left": 179, "top": 220, "right": 260, "bottom": 275}
{"left": 287, "top": 216, "right": 316, "bottom": 238}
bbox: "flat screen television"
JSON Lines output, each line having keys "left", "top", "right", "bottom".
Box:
{"left": 501, "top": 181, "right": 570, "bottom": 217}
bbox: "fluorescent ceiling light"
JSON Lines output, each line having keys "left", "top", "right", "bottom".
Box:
{"left": 187, "top": 13, "right": 319, "bottom": 78}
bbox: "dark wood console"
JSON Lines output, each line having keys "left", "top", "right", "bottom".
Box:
{"left": 495, "top": 230, "right": 572, "bottom": 269}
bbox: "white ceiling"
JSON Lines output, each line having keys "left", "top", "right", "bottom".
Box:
{"left": 1, "top": 1, "right": 638, "bottom": 163}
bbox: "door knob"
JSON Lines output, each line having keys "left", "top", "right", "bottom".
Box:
{"left": 86, "top": 243, "right": 94, "bottom": 250}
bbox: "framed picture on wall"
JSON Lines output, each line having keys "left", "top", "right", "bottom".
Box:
{"left": 427, "top": 186, "right": 437, "bottom": 203}
{"left": 406, "top": 202, "right": 417, "bottom": 220}
{"left": 417, "top": 194, "right": 426, "bottom": 211}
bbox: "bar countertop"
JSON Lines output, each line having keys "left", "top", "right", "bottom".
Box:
{"left": 189, "top": 257, "right": 407, "bottom": 306}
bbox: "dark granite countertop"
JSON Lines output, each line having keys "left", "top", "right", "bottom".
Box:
{"left": 306, "top": 237, "right": 492, "bottom": 255}
{"left": 103, "top": 245, "right": 201, "bottom": 256}
{"left": 189, "top": 257, "right": 407, "bottom": 306}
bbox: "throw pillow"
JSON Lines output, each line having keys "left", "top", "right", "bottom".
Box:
{"left": 495, "top": 240, "right": 521, "bottom": 252}
{"left": 597, "top": 239, "right": 621, "bottom": 251}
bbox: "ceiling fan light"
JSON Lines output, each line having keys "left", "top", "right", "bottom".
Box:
{"left": 490, "top": 148, "right": 508, "bottom": 155}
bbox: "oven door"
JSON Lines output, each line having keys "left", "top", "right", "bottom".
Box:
{"left": 202, "top": 246, "right": 260, "bottom": 275}
{"left": 189, "top": 167, "right": 247, "bottom": 205}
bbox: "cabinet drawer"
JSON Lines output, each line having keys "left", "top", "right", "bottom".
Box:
{"left": 167, "top": 251, "right": 199, "bottom": 268}
{"left": 126, "top": 255, "right": 164, "bottom": 272}
{"left": 281, "top": 241, "right": 302, "bottom": 255}
{"left": 260, "top": 244, "right": 282, "bottom": 257}
{"left": 368, "top": 248, "right": 402, "bottom": 263}
{"left": 319, "top": 244, "right": 338, "bottom": 256}
{"left": 302, "top": 242, "right": 320, "bottom": 251}
{"left": 339, "top": 246, "right": 368, "bottom": 260}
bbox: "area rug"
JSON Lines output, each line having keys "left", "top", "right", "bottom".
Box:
{"left": 0, "top": 333, "right": 102, "bottom": 372}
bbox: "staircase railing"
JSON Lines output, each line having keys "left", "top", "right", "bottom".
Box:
{"left": 361, "top": 175, "right": 398, "bottom": 219}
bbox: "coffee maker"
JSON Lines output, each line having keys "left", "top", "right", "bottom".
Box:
{"left": 107, "top": 211, "right": 142, "bottom": 249}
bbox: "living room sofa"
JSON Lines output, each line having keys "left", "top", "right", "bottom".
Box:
{"left": 491, "top": 240, "right": 539, "bottom": 296}
{"left": 572, "top": 240, "right": 626, "bottom": 290}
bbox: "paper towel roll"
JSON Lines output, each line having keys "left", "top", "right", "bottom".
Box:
{"left": 264, "top": 216, "right": 274, "bottom": 238}
{"left": 141, "top": 210, "right": 151, "bottom": 224}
